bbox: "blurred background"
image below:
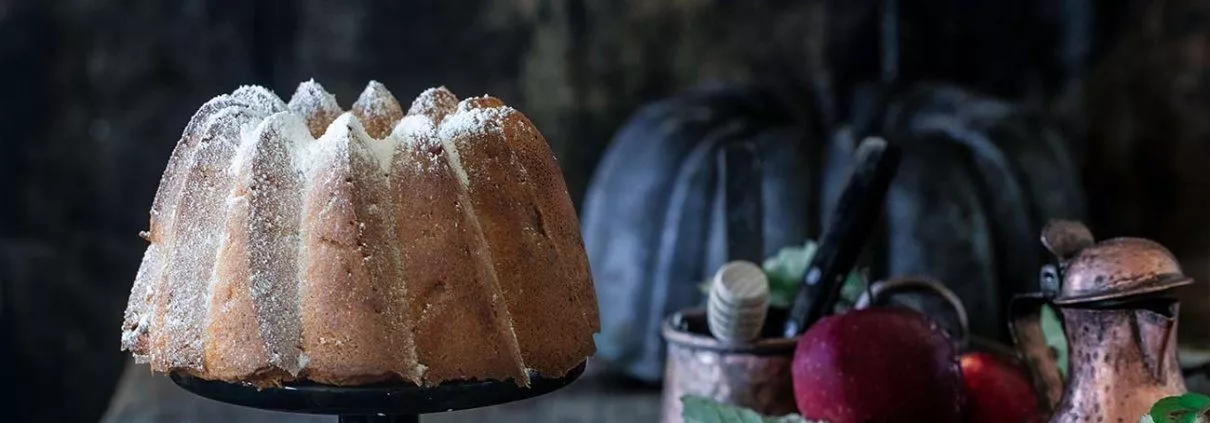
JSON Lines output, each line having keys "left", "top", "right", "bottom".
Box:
{"left": 5, "top": 0, "right": 1210, "bottom": 421}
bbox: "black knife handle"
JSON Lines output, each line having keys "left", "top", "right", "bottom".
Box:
{"left": 782, "top": 137, "right": 901, "bottom": 337}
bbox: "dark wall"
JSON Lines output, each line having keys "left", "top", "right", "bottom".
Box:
{"left": 0, "top": 0, "right": 1143, "bottom": 421}
{"left": 1081, "top": 0, "right": 1210, "bottom": 346}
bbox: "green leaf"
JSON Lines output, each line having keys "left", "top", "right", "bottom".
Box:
{"left": 1039, "top": 304, "right": 1068, "bottom": 378}
{"left": 762, "top": 241, "right": 818, "bottom": 308}
{"left": 761, "top": 240, "right": 866, "bottom": 309}
{"left": 838, "top": 269, "right": 870, "bottom": 305}
{"left": 681, "top": 396, "right": 817, "bottom": 423}
{"left": 1148, "top": 393, "right": 1210, "bottom": 423}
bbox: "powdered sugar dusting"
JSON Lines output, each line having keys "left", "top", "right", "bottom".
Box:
{"left": 154, "top": 103, "right": 269, "bottom": 372}
{"left": 394, "top": 115, "right": 437, "bottom": 147}
{"left": 349, "top": 117, "right": 421, "bottom": 382}
{"left": 456, "top": 96, "right": 506, "bottom": 114}
{"left": 228, "top": 118, "right": 265, "bottom": 176}
{"left": 327, "top": 112, "right": 399, "bottom": 174}
{"left": 310, "top": 114, "right": 355, "bottom": 177}
{"left": 242, "top": 112, "right": 311, "bottom": 375}
{"left": 366, "top": 136, "right": 400, "bottom": 175}
{"left": 267, "top": 113, "right": 320, "bottom": 176}
{"left": 407, "top": 87, "right": 459, "bottom": 123}
{"left": 232, "top": 85, "right": 288, "bottom": 115}
{"left": 434, "top": 112, "right": 485, "bottom": 187}
{"left": 122, "top": 93, "right": 257, "bottom": 357}
{"left": 288, "top": 80, "right": 344, "bottom": 139}
{"left": 391, "top": 115, "right": 444, "bottom": 174}
{"left": 352, "top": 81, "right": 404, "bottom": 140}
{"left": 436, "top": 105, "right": 516, "bottom": 188}
{"left": 121, "top": 310, "right": 150, "bottom": 350}
{"left": 438, "top": 106, "right": 510, "bottom": 142}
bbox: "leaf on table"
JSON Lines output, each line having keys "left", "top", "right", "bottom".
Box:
{"left": 681, "top": 396, "right": 818, "bottom": 423}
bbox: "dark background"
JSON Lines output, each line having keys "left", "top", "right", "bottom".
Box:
{"left": 5, "top": 0, "right": 1210, "bottom": 422}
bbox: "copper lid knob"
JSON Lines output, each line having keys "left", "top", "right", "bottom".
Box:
{"left": 1041, "top": 220, "right": 1192, "bottom": 305}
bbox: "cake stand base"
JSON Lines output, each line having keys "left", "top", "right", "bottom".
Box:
{"left": 169, "top": 362, "right": 586, "bottom": 422}
{"left": 339, "top": 415, "right": 417, "bottom": 423}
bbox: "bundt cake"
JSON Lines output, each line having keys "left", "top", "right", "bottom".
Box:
{"left": 120, "top": 80, "right": 600, "bottom": 387}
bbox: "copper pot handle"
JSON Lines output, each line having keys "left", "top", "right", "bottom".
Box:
{"left": 1008, "top": 292, "right": 1065, "bottom": 414}
{"left": 853, "top": 276, "right": 970, "bottom": 351}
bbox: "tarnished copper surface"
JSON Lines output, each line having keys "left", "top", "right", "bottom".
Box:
{"left": 1051, "top": 304, "right": 1187, "bottom": 422}
{"left": 660, "top": 309, "right": 797, "bottom": 423}
{"left": 1009, "top": 293, "right": 1067, "bottom": 410}
{"left": 1040, "top": 219, "right": 1094, "bottom": 260}
{"left": 1042, "top": 220, "right": 1192, "bottom": 305}
{"left": 1013, "top": 220, "right": 1191, "bottom": 422}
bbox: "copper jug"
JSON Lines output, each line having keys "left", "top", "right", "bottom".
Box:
{"left": 1010, "top": 220, "right": 1190, "bottom": 422}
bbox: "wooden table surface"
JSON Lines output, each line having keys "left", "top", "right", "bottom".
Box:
{"left": 100, "top": 359, "right": 664, "bottom": 423}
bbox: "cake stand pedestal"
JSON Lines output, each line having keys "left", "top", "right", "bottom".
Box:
{"left": 169, "top": 362, "right": 586, "bottom": 423}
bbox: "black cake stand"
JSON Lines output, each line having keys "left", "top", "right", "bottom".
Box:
{"left": 170, "top": 362, "right": 586, "bottom": 423}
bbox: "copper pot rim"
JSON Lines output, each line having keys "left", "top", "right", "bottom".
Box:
{"left": 663, "top": 308, "right": 1020, "bottom": 359}
{"left": 1051, "top": 274, "right": 1192, "bottom": 305}
{"left": 661, "top": 308, "right": 798, "bottom": 354}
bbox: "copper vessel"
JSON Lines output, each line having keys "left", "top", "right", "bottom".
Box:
{"left": 660, "top": 307, "right": 798, "bottom": 423}
{"left": 1011, "top": 220, "right": 1190, "bottom": 423}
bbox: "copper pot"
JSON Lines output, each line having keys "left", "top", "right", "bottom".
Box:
{"left": 660, "top": 307, "right": 798, "bottom": 423}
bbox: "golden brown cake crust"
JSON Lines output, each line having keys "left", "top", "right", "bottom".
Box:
{"left": 123, "top": 95, "right": 252, "bottom": 359}
{"left": 351, "top": 81, "right": 404, "bottom": 139}
{"left": 298, "top": 120, "right": 417, "bottom": 386}
{"left": 407, "top": 87, "right": 458, "bottom": 123}
{"left": 440, "top": 99, "right": 597, "bottom": 377}
{"left": 288, "top": 80, "right": 342, "bottom": 139}
{"left": 392, "top": 115, "right": 529, "bottom": 386}
{"left": 151, "top": 106, "right": 266, "bottom": 373}
{"left": 245, "top": 114, "right": 308, "bottom": 378}
{"left": 122, "top": 81, "right": 598, "bottom": 387}
{"left": 499, "top": 108, "right": 601, "bottom": 334}
{"left": 204, "top": 172, "right": 271, "bottom": 380}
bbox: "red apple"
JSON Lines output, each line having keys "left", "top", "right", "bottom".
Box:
{"left": 791, "top": 307, "right": 965, "bottom": 423}
{"left": 959, "top": 351, "right": 1041, "bottom": 423}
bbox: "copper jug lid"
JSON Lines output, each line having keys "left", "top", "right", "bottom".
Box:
{"left": 1043, "top": 220, "right": 1192, "bottom": 305}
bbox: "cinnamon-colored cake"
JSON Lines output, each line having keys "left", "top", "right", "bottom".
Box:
{"left": 120, "top": 80, "right": 600, "bottom": 387}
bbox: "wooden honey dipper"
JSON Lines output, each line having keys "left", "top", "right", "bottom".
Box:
{"left": 707, "top": 260, "right": 770, "bottom": 344}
